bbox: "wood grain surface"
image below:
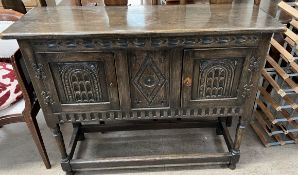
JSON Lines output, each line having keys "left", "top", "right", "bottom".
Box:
{"left": 2, "top": 4, "right": 285, "bottom": 39}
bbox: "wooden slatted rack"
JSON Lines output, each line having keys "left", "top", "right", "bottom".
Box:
{"left": 251, "top": 1, "right": 298, "bottom": 147}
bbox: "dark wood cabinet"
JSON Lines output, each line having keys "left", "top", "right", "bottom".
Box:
{"left": 2, "top": 4, "right": 284, "bottom": 175}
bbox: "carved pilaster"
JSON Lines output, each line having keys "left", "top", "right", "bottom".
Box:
{"left": 41, "top": 91, "right": 54, "bottom": 105}
{"left": 32, "top": 63, "right": 46, "bottom": 80}
{"left": 241, "top": 56, "right": 260, "bottom": 98}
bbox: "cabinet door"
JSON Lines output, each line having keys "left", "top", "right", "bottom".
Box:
{"left": 35, "top": 52, "right": 119, "bottom": 113}
{"left": 182, "top": 48, "right": 252, "bottom": 108}
{"left": 127, "top": 50, "right": 181, "bottom": 109}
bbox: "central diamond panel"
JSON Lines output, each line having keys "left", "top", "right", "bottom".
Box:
{"left": 129, "top": 51, "right": 170, "bottom": 108}
{"left": 133, "top": 55, "right": 166, "bottom": 104}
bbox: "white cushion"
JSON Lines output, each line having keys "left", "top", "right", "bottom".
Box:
{"left": 0, "top": 99, "right": 24, "bottom": 116}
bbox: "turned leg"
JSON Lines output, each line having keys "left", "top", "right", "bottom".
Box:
{"left": 216, "top": 117, "right": 224, "bottom": 135}
{"left": 216, "top": 126, "right": 223, "bottom": 135}
{"left": 52, "top": 125, "right": 74, "bottom": 175}
{"left": 100, "top": 121, "right": 105, "bottom": 134}
{"left": 229, "top": 117, "right": 246, "bottom": 170}
{"left": 217, "top": 117, "right": 233, "bottom": 135}
{"left": 25, "top": 115, "right": 51, "bottom": 169}
{"left": 72, "top": 123, "right": 85, "bottom": 141}
{"left": 226, "top": 116, "right": 233, "bottom": 127}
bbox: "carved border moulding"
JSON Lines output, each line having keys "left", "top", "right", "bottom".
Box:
{"left": 55, "top": 106, "right": 242, "bottom": 123}
{"left": 41, "top": 91, "right": 54, "bottom": 105}
{"left": 31, "top": 35, "right": 259, "bottom": 51}
{"left": 32, "top": 63, "right": 46, "bottom": 80}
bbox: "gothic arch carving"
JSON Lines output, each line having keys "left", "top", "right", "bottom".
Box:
{"left": 59, "top": 63, "right": 105, "bottom": 103}
{"left": 198, "top": 60, "right": 237, "bottom": 99}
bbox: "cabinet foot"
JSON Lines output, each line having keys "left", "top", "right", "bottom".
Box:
{"left": 73, "top": 123, "right": 85, "bottom": 141}
{"left": 228, "top": 163, "right": 236, "bottom": 170}
{"left": 229, "top": 149, "right": 240, "bottom": 170}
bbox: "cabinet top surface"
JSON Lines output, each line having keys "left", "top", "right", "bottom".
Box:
{"left": 2, "top": 4, "right": 285, "bottom": 39}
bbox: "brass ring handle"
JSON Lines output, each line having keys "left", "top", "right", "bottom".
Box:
{"left": 183, "top": 77, "right": 192, "bottom": 87}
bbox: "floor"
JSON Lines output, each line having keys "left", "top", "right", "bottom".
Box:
{"left": 0, "top": 111, "right": 297, "bottom": 175}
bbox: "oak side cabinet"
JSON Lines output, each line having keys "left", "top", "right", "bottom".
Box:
{"left": 2, "top": 4, "right": 284, "bottom": 175}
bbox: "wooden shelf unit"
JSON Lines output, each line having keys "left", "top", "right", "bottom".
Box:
{"left": 251, "top": 1, "right": 298, "bottom": 147}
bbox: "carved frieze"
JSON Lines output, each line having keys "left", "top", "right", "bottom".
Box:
{"left": 56, "top": 106, "right": 242, "bottom": 123}
{"left": 31, "top": 35, "right": 259, "bottom": 51}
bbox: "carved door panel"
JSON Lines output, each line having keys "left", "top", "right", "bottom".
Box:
{"left": 127, "top": 50, "right": 181, "bottom": 109}
{"left": 182, "top": 48, "right": 254, "bottom": 108}
{"left": 35, "top": 52, "right": 119, "bottom": 112}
